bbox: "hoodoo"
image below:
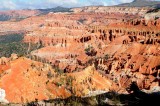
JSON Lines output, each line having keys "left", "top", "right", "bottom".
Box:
{"left": 0, "top": 0, "right": 160, "bottom": 105}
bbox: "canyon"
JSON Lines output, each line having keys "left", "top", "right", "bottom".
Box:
{"left": 0, "top": 1, "right": 160, "bottom": 105}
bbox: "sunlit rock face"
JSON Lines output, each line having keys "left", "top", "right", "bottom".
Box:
{"left": 0, "top": 4, "right": 160, "bottom": 104}
{"left": 71, "top": 6, "right": 149, "bottom": 15}
{"left": 23, "top": 6, "right": 160, "bottom": 96}
{"left": 0, "top": 57, "right": 115, "bottom": 103}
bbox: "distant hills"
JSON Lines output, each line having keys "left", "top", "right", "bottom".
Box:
{"left": 118, "top": 0, "right": 160, "bottom": 7}
{"left": 1, "top": 0, "right": 160, "bottom": 21}
{"left": 37, "top": 6, "right": 71, "bottom": 15}
{"left": 0, "top": 6, "right": 70, "bottom": 21}
{"left": 0, "top": 10, "right": 40, "bottom": 21}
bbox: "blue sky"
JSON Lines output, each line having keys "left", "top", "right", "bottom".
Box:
{"left": 0, "top": 0, "right": 159, "bottom": 10}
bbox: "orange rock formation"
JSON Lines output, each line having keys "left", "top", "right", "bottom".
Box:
{"left": 0, "top": 6, "right": 159, "bottom": 104}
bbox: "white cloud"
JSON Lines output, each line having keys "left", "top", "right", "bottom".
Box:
{"left": 0, "top": 0, "right": 17, "bottom": 10}
{"left": 45, "top": 0, "right": 80, "bottom": 8}
{"left": 119, "top": 0, "right": 133, "bottom": 3}
{"left": 80, "top": 0, "right": 133, "bottom": 6}
{"left": 47, "top": 0, "right": 78, "bottom": 4}
{"left": 0, "top": 0, "right": 134, "bottom": 10}
{"left": 1, "top": 0, "right": 160, "bottom": 10}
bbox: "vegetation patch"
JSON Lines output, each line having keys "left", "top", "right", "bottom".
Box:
{"left": 0, "top": 33, "right": 40, "bottom": 57}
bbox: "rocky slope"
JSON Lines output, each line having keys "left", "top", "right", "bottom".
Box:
{"left": 71, "top": 6, "right": 150, "bottom": 15}
{"left": 23, "top": 5, "right": 160, "bottom": 94}
{"left": 0, "top": 6, "right": 152, "bottom": 35}
{"left": 118, "top": 0, "right": 160, "bottom": 7}
{"left": 0, "top": 56, "right": 116, "bottom": 103}
{"left": 0, "top": 2, "right": 159, "bottom": 105}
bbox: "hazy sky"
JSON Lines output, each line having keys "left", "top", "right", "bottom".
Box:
{"left": 0, "top": 0, "right": 159, "bottom": 10}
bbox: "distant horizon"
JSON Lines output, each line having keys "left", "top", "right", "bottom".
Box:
{"left": 0, "top": 0, "right": 135, "bottom": 10}
{"left": 1, "top": 0, "right": 160, "bottom": 11}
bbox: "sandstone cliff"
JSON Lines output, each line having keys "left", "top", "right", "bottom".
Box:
{"left": 0, "top": 4, "right": 159, "bottom": 105}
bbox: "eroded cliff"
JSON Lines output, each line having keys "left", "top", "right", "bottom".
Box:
{"left": 0, "top": 5, "right": 159, "bottom": 104}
